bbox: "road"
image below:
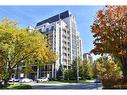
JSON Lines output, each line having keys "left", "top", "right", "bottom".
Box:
{"left": 24, "top": 82, "right": 102, "bottom": 89}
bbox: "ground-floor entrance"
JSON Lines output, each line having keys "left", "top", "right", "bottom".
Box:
{"left": 10, "top": 63, "right": 56, "bottom": 80}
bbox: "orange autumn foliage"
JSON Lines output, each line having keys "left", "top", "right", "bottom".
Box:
{"left": 91, "top": 6, "right": 127, "bottom": 57}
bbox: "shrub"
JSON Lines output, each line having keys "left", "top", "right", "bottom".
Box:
{"left": 64, "top": 69, "right": 75, "bottom": 80}
{"left": 0, "top": 82, "right": 3, "bottom": 89}
{"left": 102, "top": 77, "right": 127, "bottom": 89}
{"left": 101, "top": 77, "right": 118, "bottom": 88}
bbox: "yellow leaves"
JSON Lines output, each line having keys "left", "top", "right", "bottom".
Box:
{"left": 0, "top": 18, "right": 57, "bottom": 71}
{"left": 95, "top": 56, "right": 121, "bottom": 79}
{"left": 0, "top": 17, "right": 17, "bottom": 26}
{"left": 35, "top": 46, "right": 57, "bottom": 64}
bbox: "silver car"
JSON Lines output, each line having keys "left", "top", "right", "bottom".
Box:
{"left": 20, "top": 78, "right": 33, "bottom": 83}
{"left": 36, "top": 77, "right": 48, "bottom": 83}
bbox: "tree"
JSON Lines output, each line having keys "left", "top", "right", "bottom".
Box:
{"left": 94, "top": 56, "right": 121, "bottom": 79}
{"left": 71, "top": 59, "right": 78, "bottom": 80}
{"left": 79, "top": 60, "right": 89, "bottom": 80}
{"left": 56, "top": 64, "right": 64, "bottom": 80}
{"left": 64, "top": 69, "right": 70, "bottom": 80}
{"left": 0, "top": 18, "right": 57, "bottom": 86}
{"left": 88, "top": 63, "right": 94, "bottom": 79}
{"left": 79, "top": 59, "right": 94, "bottom": 80}
{"left": 63, "top": 58, "right": 80, "bottom": 81}
{"left": 91, "top": 6, "right": 127, "bottom": 77}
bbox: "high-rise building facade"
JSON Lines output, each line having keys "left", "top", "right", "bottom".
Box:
{"left": 35, "top": 10, "right": 83, "bottom": 79}
{"left": 83, "top": 53, "right": 93, "bottom": 64}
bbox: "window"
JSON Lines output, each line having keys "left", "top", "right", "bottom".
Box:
{"left": 67, "top": 31, "right": 69, "bottom": 34}
{"left": 68, "top": 42, "right": 70, "bottom": 45}
{"left": 47, "top": 65, "right": 51, "bottom": 71}
{"left": 38, "top": 29, "right": 41, "bottom": 32}
{"left": 51, "top": 26, "right": 54, "bottom": 31}
{"left": 46, "top": 34, "right": 48, "bottom": 37}
{"left": 59, "top": 28, "right": 61, "bottom": 32}
{"left": 40, "top": 66, "right": 44, "bottom": 71}
{"left": 46, "top": 28, "right": 49, "bottom": 32}
{"left": 45, "top": 65, "right": 47, "bottom": 71}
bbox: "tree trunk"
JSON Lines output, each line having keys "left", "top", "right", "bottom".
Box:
{"left": 120, "top": 57, "right": 127, "bottom": 77}
{"left": 3, "top": 68, "right": 13, "bottom": 87}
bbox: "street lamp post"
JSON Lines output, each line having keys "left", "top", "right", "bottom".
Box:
{"left": 76, "top": 40, "right": 79, "bottom": 83}
{"left": 76, "top": 57, "right": 79, "bottom": 83}
{"left": 94, "top": 63, "right": 98, "bottom": 89}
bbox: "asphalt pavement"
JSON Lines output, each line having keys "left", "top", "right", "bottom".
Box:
{"left": 23, "top": 82, "right": 102, "bottom": 89}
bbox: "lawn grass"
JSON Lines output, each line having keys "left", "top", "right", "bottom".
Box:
{"left": 7, "top": 84, "right": 32, "bottom": 89}
{"left": 44, "top": 81, "right": 64, "bottom": 84}
{"left": 45, "top": 80, "right": 91, "bottom": 84}
{"left": 60, "top": 80, "right": 89, "bottom": 83}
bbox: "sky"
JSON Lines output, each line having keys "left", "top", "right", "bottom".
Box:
{"left": 0, "top": 6, "right": 104, "bottom": 59}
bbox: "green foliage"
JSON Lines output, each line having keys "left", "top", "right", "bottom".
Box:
{"left": 64, "top": 69, "right": 75, "bottom": 80}
{"left": 56, "top": 64, "right": 64, "bottom": 80}
{"left": 79, "top": 60, "right": 88, "bottom": 79}
{"left": 95, "top": 56, "right": 122, "bottom": 79}
{"left": 63, "top": 59, "right": 78, "bottom": 80}
{"left": 8, "top": 84, "right": 32, "bottom": 89}
{"left": 64, "top": 58, "right": 82, "bottom": 80}
{"left": 63, "top": 58, "right": 94, "bottom": 80}
{"left": 0, "top": 82, "right": 3, "bottom": 89}
{"left": 64, "top": 69, "right": 69, "bottom": 80}
{"left": 88, "top": 63, "right": 94, "bottom": 79}
{"left": 71, "top": 59, "right": 78, "bottom": 80}
{"left": 21, "top": 64, "right": 34, "bottom": 75}
{"left": 79, "top": 59, "right": 94, "bottom": 80}
{"left": 0, "top": 18, "right": 57, "bottom": 83}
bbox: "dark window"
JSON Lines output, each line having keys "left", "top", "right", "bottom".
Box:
{"left": 51, "top": 26, "right": 54, "bottom": 31}
{"left": 40, "top": 66, "right": 44, "bottom": 71}
{"left": 45, "top": 65, "right": 47, "bottom": 71}
{"left": 38, "top": 29, "right": 41, "bottom": 32}
{"left": 46, "top": 28, "right": 49, "bottom": 32}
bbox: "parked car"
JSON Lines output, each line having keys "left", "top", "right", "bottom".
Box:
{"left": 36, "top": 77, "right": 48, "bottom": 83}
{"left": 9, "top": 78, "right": 20, "bottom": 82}
{"left": 20, "top": 78, "right": 33, "bottom": 83}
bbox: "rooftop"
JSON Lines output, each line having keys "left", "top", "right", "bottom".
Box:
{"left": 36, "top": 10, "right": 71, "bottom": 26}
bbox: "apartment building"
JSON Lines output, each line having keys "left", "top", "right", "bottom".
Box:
{"left": 83, "top": 53, "right": 93, "bottom": 64}
{"left": 35, "top": 10, "right": 83, "bottom": 79}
